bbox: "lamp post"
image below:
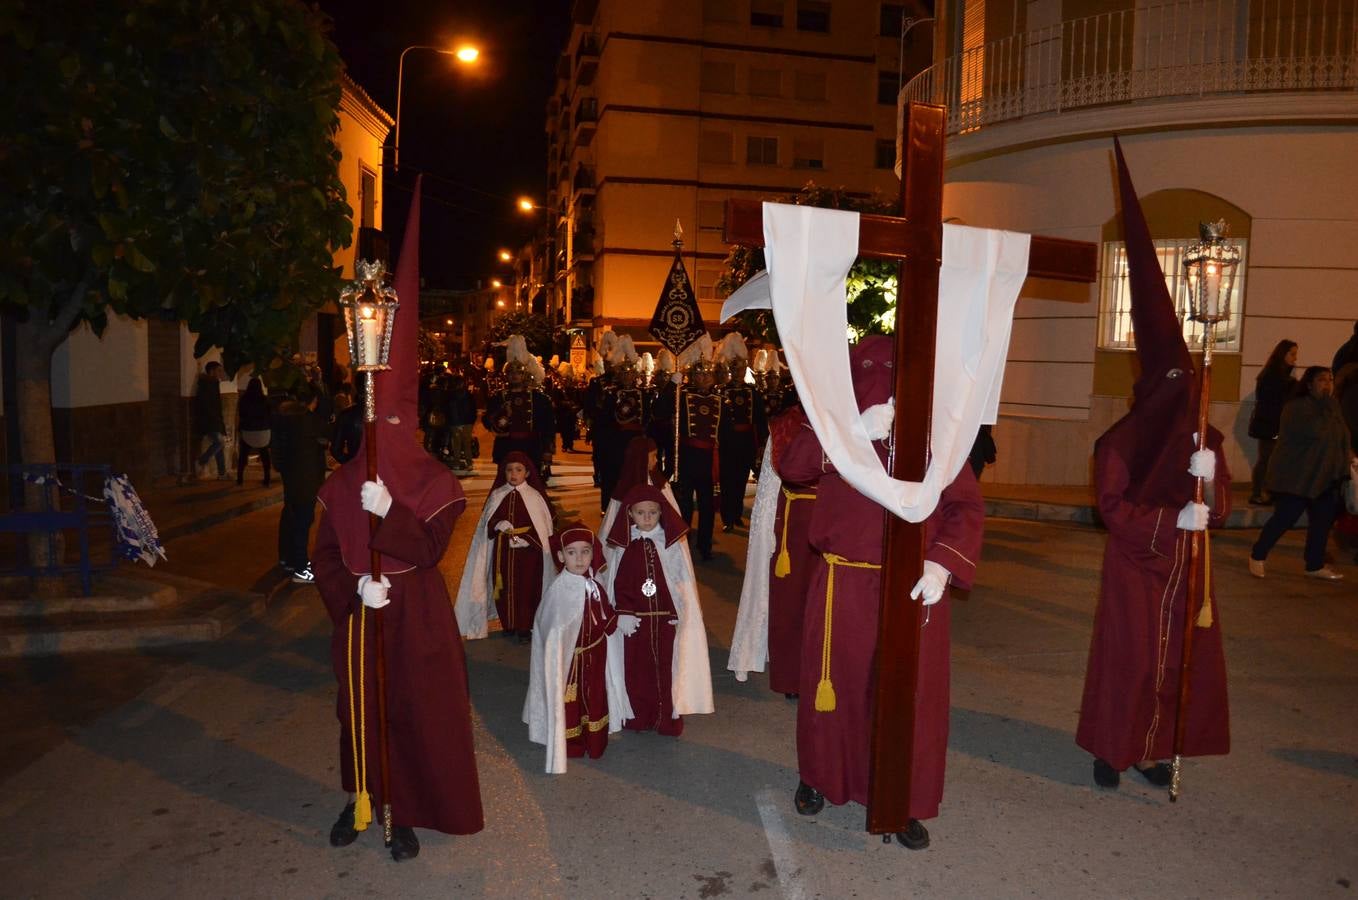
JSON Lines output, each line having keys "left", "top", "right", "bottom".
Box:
{"left": 336, "top": 258, "right": 399, "bottom": 841}
{"left": 1169, "top": 219, "right": 1240, "bottom": 803}
{"left": 394, "top": 43, "right": 479, "bottom": 171}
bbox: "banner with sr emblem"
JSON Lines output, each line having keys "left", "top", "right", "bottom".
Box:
{"left": 648, "top": 251, "right": 707, "bottom": 356}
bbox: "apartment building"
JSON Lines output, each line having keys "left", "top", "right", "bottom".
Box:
{"left": 546, "top": 0, "right": 935, "bottom": 341}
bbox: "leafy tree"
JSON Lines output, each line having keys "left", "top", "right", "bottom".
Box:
{"left": 486, "top": 311, "right": 560, "bottom": 360}
{"left": 0, "top": 0, "right": 352, "bottom": 474}
{"left": 717, "top": 182, "right": 900, "bottom": 344}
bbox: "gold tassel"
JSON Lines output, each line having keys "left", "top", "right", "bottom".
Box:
{"left": 354, "top": 791, "right": 373, "bottom": 830}
{"left": 1196, "top": 532, "right": 1214, "bottom": 628}
{"left": 816, "top": 555, "right": 838, "bottom": 712}
{"left": 814, "top": 678, "right": 837, "bottom": 712}
{"left": 775, "top": 547, "right": 791, "bottom": 578}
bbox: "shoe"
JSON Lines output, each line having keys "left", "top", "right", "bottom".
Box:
{"left": 794, "top": 780, "right": 824, "bottom": 816}
{"left": 279, "top": 560, "right": 294, "bottom": 574}
{"left": 328, "top": 802, "right": 359, "bottom": 847}
{"left": 517, "top": 631, "right": 532, "bottom": 644}
{"left": 1248, "top": 558, "right": 1266, "bottom": 579}
{"left": 1247, "top": 495, "right": 1270, "bottom": 506}
{"left": 1092, "top": 758, "right": 1120, "bottom": 788}
{"left": 1133, "top": 762, "right": 1172, "bottom": 787}
{"left": 291, "top": 565, "right": 315, "bottom": 584}
{"left": 783, "top": 692, "right": 799, "bottom": 701}
{"left": 1305, "top": 566, "right": 1344, "bottom": 581}
{"left": 722, "top": 524, "right": 736, "bottom": 533}
{"left": 389, "top": 826, "right": 420, "bottom": 861}
{"left": 894, "top": 819, "right": 930, "bottom": 850}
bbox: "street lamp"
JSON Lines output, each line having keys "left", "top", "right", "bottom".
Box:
{"left": 498, "top": 249, "right": 512, "bottom": 262}
{"left": 395, "top": 43, "right": 480, "bottom": 171}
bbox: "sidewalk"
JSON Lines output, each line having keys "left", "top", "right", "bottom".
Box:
{"left": 982, "top": 481, "right": 1274, "bottom": 529}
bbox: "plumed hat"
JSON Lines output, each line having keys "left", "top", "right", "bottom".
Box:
{"left": 656, "top": 348, "right": 676, "bottom": 374}
{"left": 716, "top": 332, "right": 749, "bottom": 364}
{"left": 676, "top": 333, "right": 715, "bottom": 373}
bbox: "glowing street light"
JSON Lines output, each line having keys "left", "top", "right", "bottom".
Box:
{"left": 395, "top": 43, "right": 481, "bottom": 170}
{"left": 498, "top": 250, "right": 512, "bottom": 262}
{"left": 491, "top": 279, "right": 503, "bottom": 289}
{"left": 517, "top": 197, "right": 536, "bottom": 213}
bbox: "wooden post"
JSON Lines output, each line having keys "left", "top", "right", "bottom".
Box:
{"left": 364, "top": 378, "right": 394, "bottom": 845}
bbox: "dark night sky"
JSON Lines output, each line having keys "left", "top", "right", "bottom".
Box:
{"left": 316, "top": 0, "right": 572, "bottom": 289}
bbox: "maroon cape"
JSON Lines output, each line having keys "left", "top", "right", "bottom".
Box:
{"left": 1075, "top": 437, "right": 1232, "bottom": 769}
{"left": 314, "top": 495, "right": 484, "bottom": 835}
{"left": 779, "top": 424, "right": 984, "bottom": 819}
{"left": 488, "top": 488, "right": 547, "bottom": 633}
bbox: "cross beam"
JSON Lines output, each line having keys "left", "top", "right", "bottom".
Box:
{"left": 721, "top": 102, "right": 1098, "bottom": 834}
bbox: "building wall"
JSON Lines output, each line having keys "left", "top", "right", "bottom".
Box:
{"left": 944, "top": 124, "right": 1358, "bottom": 484}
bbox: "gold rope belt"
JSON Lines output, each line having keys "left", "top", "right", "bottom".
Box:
{"left": 574, "top": 634, "right": 606, "bottom": 654}
{"left": 815, "top": 552, "right": 881, "bottom": 713}
{"left": 774, "top": 488, "right": 816, "bottom": 578}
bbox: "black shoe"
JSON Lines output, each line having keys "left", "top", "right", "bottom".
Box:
{"left": 794, "top": 781, "right": 824, "bottom": 816}
{"left": 517, "top": 631, "right": 532, "bottom": 644}
{"left": 722, "top": 524, "right": 736, "bottom": 533}
{"left": 389, "top": 826, "right": 420, "bottom": 861}
{"left": 1092, "top": 758, "right": 1120, "bottom": 789}
{"left": 329, "top": 802, "right": 359, "bottom": 847}
{"left": 1248, "top": 495, "right": 1270, "bottom": 506}
{"left": 1133, "top": 762, "right": 1172, "bottom": 787}
{"left": 783, "top": 692, "right": 799, "bottom": 701}
{"left": 894, "top": 819, "right": 930, "bottom": 850}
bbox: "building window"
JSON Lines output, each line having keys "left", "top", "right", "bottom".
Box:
{"left": 797, "top": 1, "right": 831, "bottom": 32}
{"left": 792, "top": 137, "right": 824, "bottom": 169}
{"left": 751, "top": 0, "right": 784, "bottom": 28}
{"left": 699, "top": 130, "right": 734, "bottom": 164}
{"left": 746, "top": 135, "right": 779, "bottom": 166}
{"left": 358, "top": 165, "right": 377, "bottom": 228}
{"left": 697, "top": 270, "right": 727, "bottom": 300}
{"left": 1097, "top": 239, "right": 1247, "bottom": 352}
{"left": 880, "top": 4, "right": 904, "bottom": 37}
{"left": 878, "top": 70, "right": 898, "bottom": 104}
{"left": 794, "top": 70, "right": 827, "bottom": 101}
{"left": 703, "top": 0, "right": 739, "bottom": 23}
{"left": 875, "top": 138, "right": 896, "bottom": 169}
{"left": 701, "top": 61, "right": 737, "bottom": 94}
{"left": 749, "top": 67, "right": 782, "bottom": 97}
{"left": 698, "top": 200, "right": 727, "bottom": 232}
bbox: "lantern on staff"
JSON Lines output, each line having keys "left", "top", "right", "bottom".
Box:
{"left": 1181, "top": 220, "right": 1241, "bottom": 341}
{"left": 339, "top": 260, "right": 400, "bottom": 419}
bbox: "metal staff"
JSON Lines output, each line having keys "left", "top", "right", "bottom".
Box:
{"left": 1170, "top": 222, "right": 1239, "bottom": 802}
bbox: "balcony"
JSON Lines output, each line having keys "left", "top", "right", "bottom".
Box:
{"left": 572, "top": 96, "right": 599, "bottom": 145}
{"left": 570, "top": 286, "right": 595, "bottom": 322}
{"left": 573, "top": 217, "right": 595, "bottom": 260}
{"left": 556, "top": 52, "right": 570, "bottom": 80}
{"left": 575, "top": 33, "right": 600, "bottom": 86}
{"left": 902, "top": 0, "right": 1358, "bottom": 147}
{"left": 572, "top": 164, "right": 595, "bottom": 195}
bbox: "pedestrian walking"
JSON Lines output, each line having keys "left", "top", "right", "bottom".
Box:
{"left": 1247, "top": 339, "right": 1297, "bottom": 505}
{"left": 1330, "top": 320, "right": 1358, "bottom": 376}
{"left": 446, "top": 372, "right": 478, "bottom": 471}
{"left": 193, "top": 361, "right": 229, "bottom": 480}
{"left": 235, "top": 376, "right": 272, "bottom": 486}
{"left": 273, "top": 386, "right": 328, "bottom": 583}
{"left": 1249, "top": 366, "right": 1355, "bottom": 581}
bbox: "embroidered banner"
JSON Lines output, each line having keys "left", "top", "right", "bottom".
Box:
{"left": 648, "top": 252, "right": 707, "bottom": 356}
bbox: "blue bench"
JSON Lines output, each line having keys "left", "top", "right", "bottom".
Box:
{"left": 1, "top": 464, "right": 117, "bottom": 596}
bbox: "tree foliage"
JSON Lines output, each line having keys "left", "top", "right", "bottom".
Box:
{"left": 486, "top": 311, "right": 560, "bottom": 359}
{"left": 716, "top": 182, "right": 901, "bottom": 344}
{"left": 0, "top": 0, "right": 353, "bottom": 371}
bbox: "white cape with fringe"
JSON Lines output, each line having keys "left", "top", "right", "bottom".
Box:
{"left": 727, "top": 441, "right": 780, "bottom": 681}
{"left": 454, "top": 482, "right": 554, "bottom": 639}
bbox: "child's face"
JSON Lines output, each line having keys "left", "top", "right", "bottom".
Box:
{"left": 629, "top": 500, "right": 662, "bottom": 532}
{"left": 505, "top": 462, "right": 528, "bottom": 486}
{"left": 558, "top": 540, "right": 593, "bottom": 575}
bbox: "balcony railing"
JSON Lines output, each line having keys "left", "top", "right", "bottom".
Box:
{"left": 902, "top": 0, "right": 1358, "bottom": 136}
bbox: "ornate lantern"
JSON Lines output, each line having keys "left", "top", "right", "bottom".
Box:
{"left": 339, "top": 260, "right": 400, "bottom": 374}
{"left": 1181, "top": 220, "right": 1241, "bottom": 332}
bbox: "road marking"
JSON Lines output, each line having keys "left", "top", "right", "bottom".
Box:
{"left": 756, "top": 787, "right": 807, "bottom": 900}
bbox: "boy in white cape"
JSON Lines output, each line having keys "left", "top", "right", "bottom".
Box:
{"left": 524, "top": 522, "right": 631, "bottom": 773}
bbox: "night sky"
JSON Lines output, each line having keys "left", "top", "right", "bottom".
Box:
{"left": 316, "top": 0, "right": 573, "bottom": 289}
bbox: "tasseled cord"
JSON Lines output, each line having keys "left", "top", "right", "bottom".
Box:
{"left": 815, "top": 553, "right": 882, "bottom": 712}
{"left": 1196, "top": 532, "right": 1214, "bottom": 628}
{"left": 774, "top": 489, "right": 814, "bottom": 579}
{"left": 346, "top": 605, "right": 372, "bottom": 831}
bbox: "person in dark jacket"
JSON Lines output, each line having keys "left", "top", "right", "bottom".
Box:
{"left": 236, "top": 376, "right": 272, "bottom": 486}
{"left": 1249, "top": 366, "right": 1355, "bottom": 582}
{"left": 1330, "top": 321, "right": 1358, "bottom": 377}
{"left": 193, "top": 361, "right": 228, "bottom": 479}
{"left": 330, "top": 389, "right": 363, "bottom": 465}
{"left": 446, "top": 373, "right": 478, "bottom": 471}
{"left": 273, "top": 386, "right": 329, "bottom": 583}
{"left": 1248, "top": 339, "right": 1298, "bottom": 504}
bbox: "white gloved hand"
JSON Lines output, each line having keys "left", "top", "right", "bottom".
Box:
{"left": 671, "top": 373, "right": 684, "bottom": 385}
{"left": 360, "top": 477, "right": 392, "bottom": 518}
{"left": 909, "top": 560, "right": 950, "bottom": 606}
{"left": 1176, "top": 501, "right": 1209, "bottom": 531}
{"left": 494, "top": 519, "right": 514, "bottom": 533}
{"left": 617, "top": 614, "right": 640, "bottom": 637}
{"left": 857, "top": 399, "right": 895, "bottom": 442}
{"left": 667, "top": 618, "right": 678, "bottom": 626}
{"left": 357, "top": 574, "right": 392, "bottom": 609}
{"left": 1188, "top": 449, "right": 1216, "bottom": 481}
{"left": 508, "top": 535, "right": 529, "bottom": 549}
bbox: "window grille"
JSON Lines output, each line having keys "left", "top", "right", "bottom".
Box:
{"left": 1097, "top": 239, "right": 1246, "bottom": 352}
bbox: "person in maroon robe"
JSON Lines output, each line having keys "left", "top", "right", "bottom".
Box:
{"left": 314, "top": 183, "right": 483, "bottom": 862}
{"left": 608, "top": 484, "right": 691, "bottom": 736}
{"left": 1076, "top": 140, "right": 1231, "bottom": 790}
{"left": 776, "top": 335, "right": 984, "bottom": 851}
{"left": 557, "top": 524, "right": 618, "bottom": 759}
{"left": 488, "top": 451, "right": 551, "bottom": 641}
{"left": 766, "top": 403, "right": 818, "bottom": 699}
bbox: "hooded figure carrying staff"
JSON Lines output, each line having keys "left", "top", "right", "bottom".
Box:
{"left": 314, "top": 187, "right": 484, "bottom": 861}
{"left": 1076, "top": 139, "right": 1232, "bottom": 791}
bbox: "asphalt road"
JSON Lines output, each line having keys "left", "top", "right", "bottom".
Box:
{"left": 2, "top": 451, "right": 1355, "bottom": 899}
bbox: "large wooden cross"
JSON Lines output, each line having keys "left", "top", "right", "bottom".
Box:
{"left": 723, "top": 102, "right": 1099, "bottom": 834}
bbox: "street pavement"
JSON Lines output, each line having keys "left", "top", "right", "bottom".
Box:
{"left": 1, "top": 448, "right": 1355, "bottom": 899}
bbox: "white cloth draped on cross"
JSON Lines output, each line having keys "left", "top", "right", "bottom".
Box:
{"left": 722, "top": 202, "right": 1030, "bottom": 523}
